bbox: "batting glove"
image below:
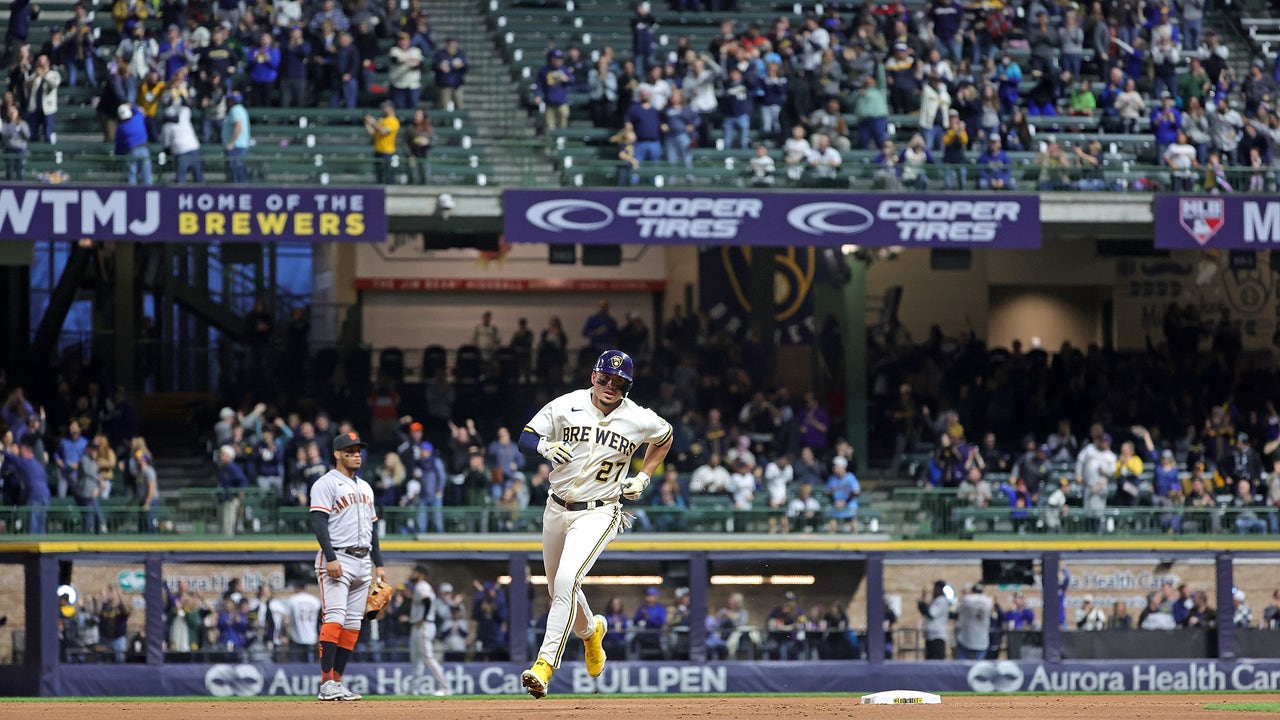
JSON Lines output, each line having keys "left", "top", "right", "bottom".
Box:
{"left": 621, "top": 472, "right": 650, "bottom": 500}
{"left": 537, "top": 437, "right": 573, "bottom": 465}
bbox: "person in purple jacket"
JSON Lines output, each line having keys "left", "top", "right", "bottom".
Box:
{"left": 3, "top": 434, "right": 51, "bottom": 533}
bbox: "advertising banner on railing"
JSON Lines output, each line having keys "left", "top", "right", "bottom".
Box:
{"left": 33, "top": 659, "right": 1280, "bottom": 697}
{"left": 1155, "top": 194, "right": 1280, "bottom": 249}
{"left": 0, "top": 186, "right": 385, "bottom": 242}
{"left": 504, "top": 190, "right": 1042, "bottom": 248}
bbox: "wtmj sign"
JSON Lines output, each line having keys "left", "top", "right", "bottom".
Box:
{"left": 1156, "top": 194, "right": 1280, "bottom": 249}
{"left": 0, "top": 186, "right": 386, "bottom": 243}
{"left": 504, "top": 190, "right": 1042, "bottom": 248}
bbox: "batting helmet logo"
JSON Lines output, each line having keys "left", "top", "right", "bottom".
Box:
{"left": 593, "top": 350, "right": 634, "bottom": 383}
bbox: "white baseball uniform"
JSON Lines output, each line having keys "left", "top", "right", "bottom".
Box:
{"left": 409, "top": 577, "right": 449, "bottom": 691}
{"left": 524, "top": 387, "right": 672, "bottom": 667}
{"left": 310, "top": 467, "right": 378, "bottom": 629}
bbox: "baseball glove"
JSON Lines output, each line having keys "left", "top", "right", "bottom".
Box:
{"left": 365, "top": 578, "right": 393, "bottom": 620}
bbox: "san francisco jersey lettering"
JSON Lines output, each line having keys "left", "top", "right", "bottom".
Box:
{"left": 309, "top": 468, "right": 377, "bottom": 549}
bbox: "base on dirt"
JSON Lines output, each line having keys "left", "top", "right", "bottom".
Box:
{"left": 859, "top": 690, "right": 942, "bottom": 705}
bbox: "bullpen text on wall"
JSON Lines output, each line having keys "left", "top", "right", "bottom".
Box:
{"left": 504, "top": 189, "right": 1041, "bottom": 248}
{"left": 0, "top": 186, "right": 386, "bottom": 243}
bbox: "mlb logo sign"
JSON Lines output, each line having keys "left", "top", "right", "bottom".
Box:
{"left": 1179, "top": 198, "right": 1226, "bottom": 246}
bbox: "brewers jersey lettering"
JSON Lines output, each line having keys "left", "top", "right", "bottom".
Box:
{"left": 524, "top": 388, "right": 672, "bottom": 503}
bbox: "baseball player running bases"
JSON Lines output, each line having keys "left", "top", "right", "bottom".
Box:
{"left": 310, "top": 431, "right": 387, "bottom": 701}
{"left": 517, "top": 349, "right": 673, "bottom": 698}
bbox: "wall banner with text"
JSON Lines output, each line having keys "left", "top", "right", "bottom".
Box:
{"left": 504, "top": 190, "right": 1041, "bottom": 248}
{"left": 0, "top": 186, "right": 385, "bottom": 242}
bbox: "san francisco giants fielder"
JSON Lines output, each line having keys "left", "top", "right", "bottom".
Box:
{"left": 517, "top": 349, "right": 672, "bottom": 699}
{"left": 310, "top": 431, "right": 387, "bottom": 702}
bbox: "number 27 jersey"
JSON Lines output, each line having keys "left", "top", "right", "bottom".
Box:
{"left": 525, "top": 388, "right": 672, "bottom": 504}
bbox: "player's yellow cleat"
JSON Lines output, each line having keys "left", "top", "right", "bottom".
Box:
{"left": 521, "top": 657, "right": 554, "bottom": 699}
{"left": 584, "top": 614, "right": 608, "bottom": 677}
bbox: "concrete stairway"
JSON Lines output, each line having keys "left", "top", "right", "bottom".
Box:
{"left": 427, "top": 0, "right": 559, "bottom": 186}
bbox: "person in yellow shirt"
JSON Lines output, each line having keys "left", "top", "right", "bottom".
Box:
{"left": 363, "top": 100, "right": 400, "bottom": 184}
{"left": 138, "top": 69, "right": 166, "bottom": 142}
{"left": 1113, "top": 439, "right": 1145, "bottom": 507}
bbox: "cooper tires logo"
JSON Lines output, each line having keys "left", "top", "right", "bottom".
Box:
{"left": 525, "top": 199, "right": 613, "bottom": 232}
{"left": 967, "top": 660, "right": 1024, "bottom": 692}
{"left": 786, "top": 202, "right": 875, "bottom": 236}
{"left": 205, "top": 664, "right": 264, "bottom": 697}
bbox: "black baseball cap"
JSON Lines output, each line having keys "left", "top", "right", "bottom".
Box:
{"left": 333, "top": 432, "right": 368, "bottom": 452}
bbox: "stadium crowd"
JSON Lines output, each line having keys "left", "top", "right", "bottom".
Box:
{"left": 528, "top": 0, "right": 1279, "bottom": 191}
{"left": 4, "top": 293, "right": 1280, "bottom": 538}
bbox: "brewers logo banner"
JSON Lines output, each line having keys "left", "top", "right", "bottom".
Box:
{"left": 0, "top": 186, "right": 385, "bottom": 242}
{"left": 1155, "top": 194, "right": 1280, "bottom": 249}
{"left": 699, "top": 246, "right": 818, "bottom": 345}
{"left": 504, "top": 190, "right": 1041, "bottom": 248}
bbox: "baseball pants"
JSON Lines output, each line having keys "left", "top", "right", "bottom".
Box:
{"left": 316, "top": 550, "right": 372, "bottom": 630}
{"left": 535, "top": 501, "right": 624, "bottom": 667}
{"left": 410, "top": 621, "right": 448, "bottom": 688}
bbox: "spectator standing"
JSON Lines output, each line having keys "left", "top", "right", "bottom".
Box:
{"left": 403, "top": 108, "right": 433, "bottom": 184}
{"left": 624, "top": 87, "right": 665, "bottom": 163}
{"left": 582, "top": 300, "right": 618, "bottom": 352}
{"left": 853, "top": 74, "right": 888, "bottom": 150}
{"left": 536, "top": 49, "right": 572, "bottom": 132}
{"left": 24, "top": 52, "right": 59, "bottom": 142}
{"left": 661, "top": 89, "right": 698, "bottom": 175}
{"left": 1059, "top": 12, "right": 1084, "bottom": 79}
{"left": 1, "top": 103, "right": 30, "bottom": 181}
{"left": 941, "top": 110, "right": 967, "bottom": 189}
{"left": 329, "top": 32, "right": 359, "bottom": 109}
{"left": 162, "top": 104, "right": 203, "bottom": 184}
{"left": 630, "top": 2, "right": 657, "bottom": 76}
{"left": 246, "top": 33, "right": 279, "bottom": 108}
{"left": 115, "top": 103, "right": 152, "bottom": 186}
{"left": 136, "top": 449, "right": 159, "bottom": 533}
{"left": 364, "top": 100, "right": 400, "bottom": 184}
{"left": 927, "top": 0, "right": 964, "bottom": 62}
{"left": 98, "top": 585, "right": 131, "bottom": 662}
{"left": 217, "top": 444, "right": 248, "bottom": 535}
{"left": 414, "top": 442, "right": 446, "bottom": 534}
{"left": 4, "top": 0, "right": 38, "bottom": 68}
{"left": 1077, "top": 433, "right": 1117, "bottom": 532}
{"left": 587, "top": 56, "right": 618, "bottom": 129}
{"left": 719, "top": 67, "right": 753, "bottom": 150}
{"left": 222, "top": 91, "right": 250, "bottom": 183}
{"left": 279, "top": 25, "right": 310, "bottom": 108}
{"left": 63, "top": 3, "right": 94, "bottom": 88}
{"left": 388, "top": 32, "right": 423, "bottom": 110}
{"left": 157, "top": 24, "right": 186, "bottom": 81}
{"left": 918, "top": 75, "right": 950, "bottom": 151}
{"left": 1114, "top": 78, "right": 1146, "bottom": 134}
{"left": 433, "top": 37, "right": 467, "bottom": 110}
{"left": 1182, "top": 0, "right": 1205, "bottom": 52}
{"left": 136, "top": 68, "right": 164, "bottom": 141}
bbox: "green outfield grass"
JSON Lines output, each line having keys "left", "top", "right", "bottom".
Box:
{"left": 1207, "top": 703, "right": 1280, "bottom": 713}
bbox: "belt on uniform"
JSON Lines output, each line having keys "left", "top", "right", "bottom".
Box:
{"left": 550, "top": 494, "right": 618, "bottom": 512}
{"left": 339, "top": 546, "right": 371, "bottom": 559}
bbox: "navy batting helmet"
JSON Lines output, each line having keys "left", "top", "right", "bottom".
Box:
{"left": 593, "top": 349, "right": 634, "bottom": 383}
